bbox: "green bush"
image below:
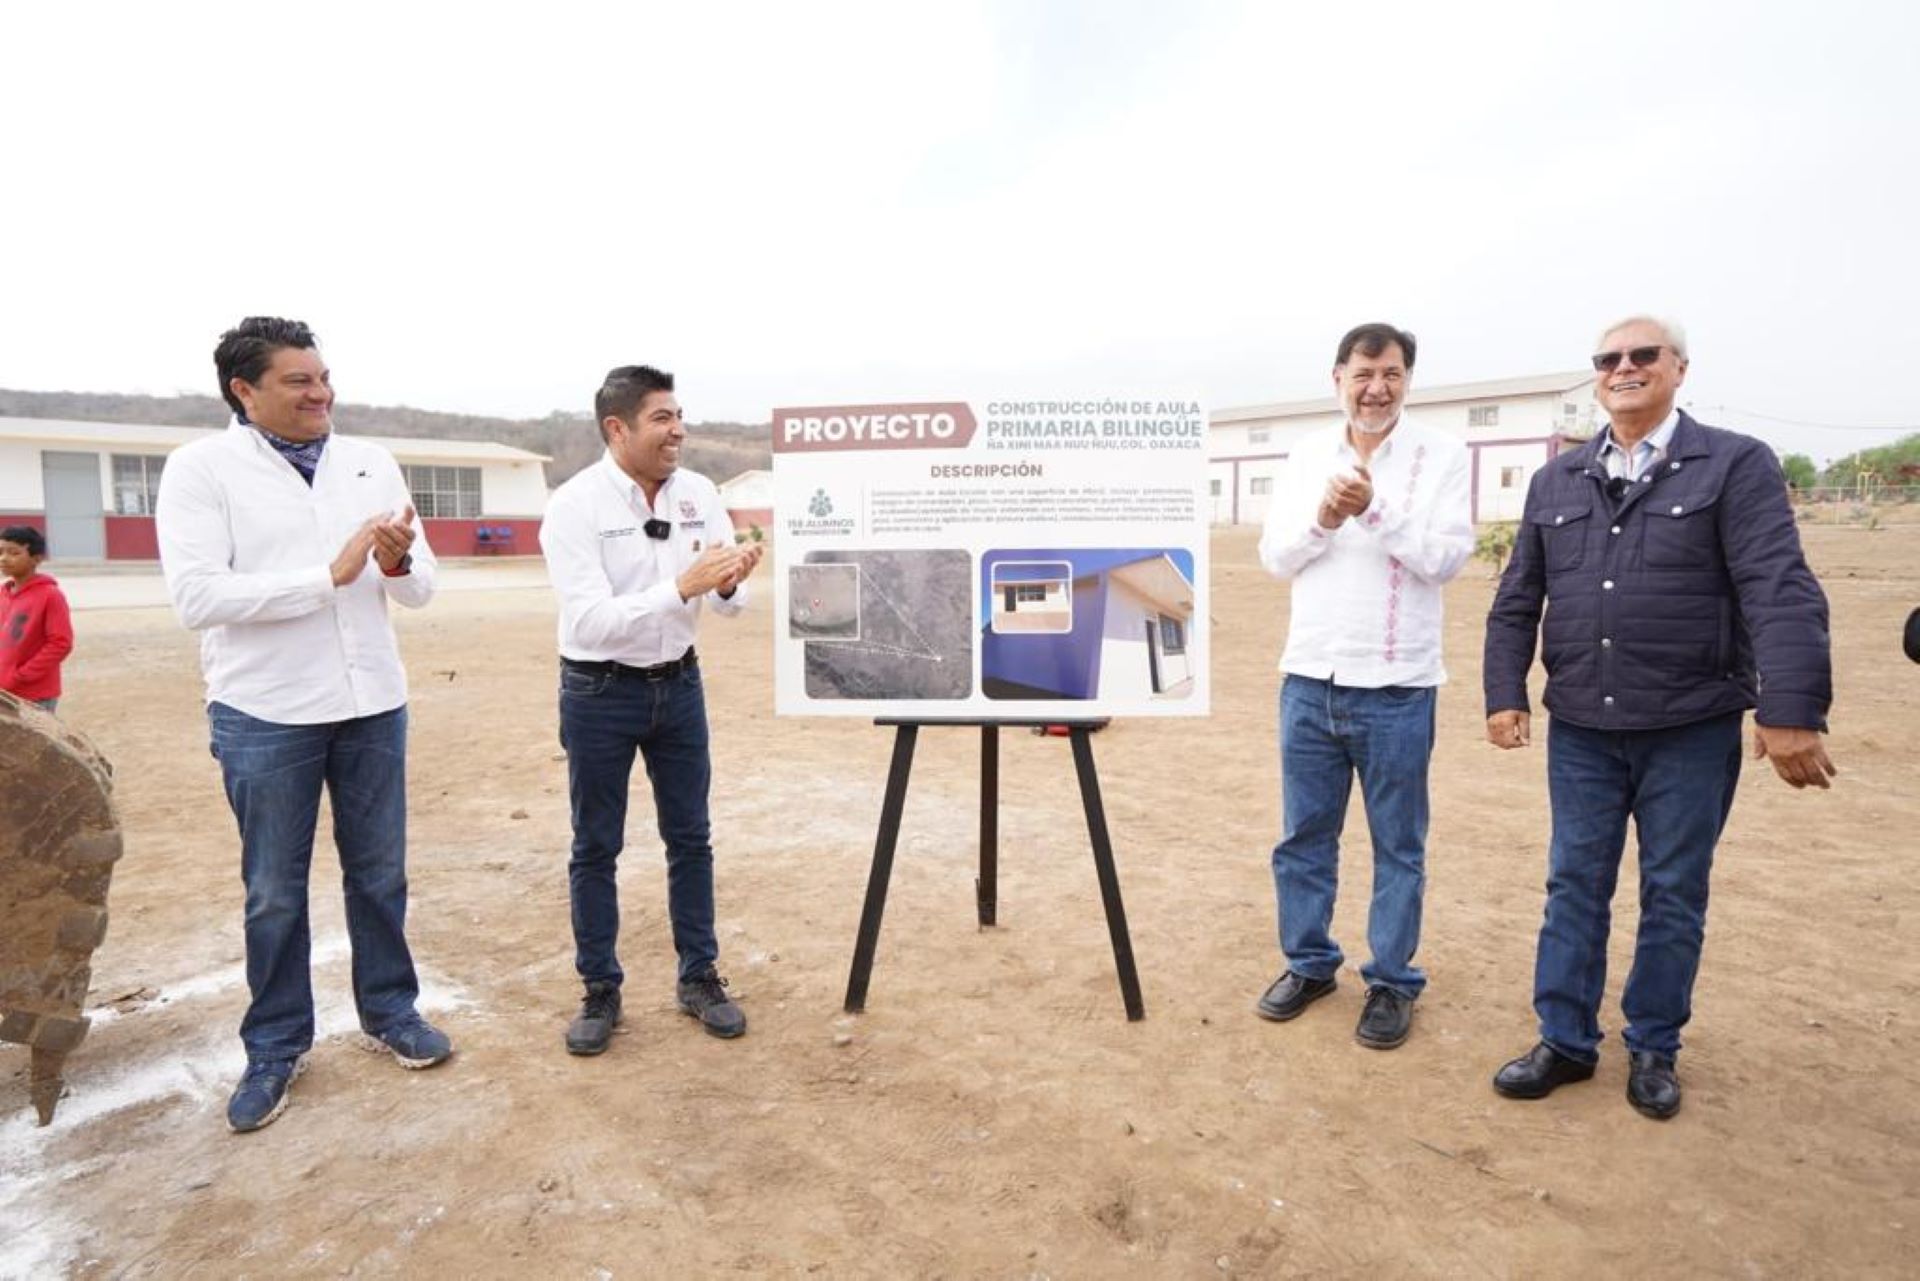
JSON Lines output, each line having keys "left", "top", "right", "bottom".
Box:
{"left": 1476, "top": 522, "right": 1517, "bottom": 574}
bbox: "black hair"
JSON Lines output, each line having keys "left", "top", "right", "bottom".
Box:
{"left": 594, "top": 365, "right": 676, "bottom": 443}
{"left": 1335, "top": 322, "right": 1417, "bottom": 370}
{"left": 0, "top": 525, "right": 47, "bottom": 557}
{"left": 214, "top": 317, "right": 320, "bottom": 417}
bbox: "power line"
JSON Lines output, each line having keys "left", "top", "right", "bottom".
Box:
{"left": 1691, "top": 404, "right": 1919, "bottom": 433}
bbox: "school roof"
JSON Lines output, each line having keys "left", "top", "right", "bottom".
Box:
{"left": 0, "top": 416, "right": 551, "bottom": 464}
{"left": 991, "top": 549, "right": 1195, "bottom": 602}
{"left": 1211, "top": 371, "right": 1597, "bottom": 425}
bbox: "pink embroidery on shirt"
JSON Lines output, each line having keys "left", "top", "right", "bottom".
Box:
{"left": 1380, "top": 446, "right": 1425, "bottom": 664}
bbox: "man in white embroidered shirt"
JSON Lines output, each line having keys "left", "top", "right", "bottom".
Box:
{"left": 157, "top": 317, "right": 452, "bottom": 1135}
{"left": 1254, "top": 323, "right": 1473, "bottom": 1049}
{"left": 540, "top": 365, "right": 763, "bottom": 1057}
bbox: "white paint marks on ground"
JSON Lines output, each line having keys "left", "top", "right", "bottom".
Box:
{"left": 0, "top": 936, "right": 473, "bottom": 1278}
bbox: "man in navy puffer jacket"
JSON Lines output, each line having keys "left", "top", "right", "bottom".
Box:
{"left": 1483, "top": 315, "right": 1833, "bottom": 1121}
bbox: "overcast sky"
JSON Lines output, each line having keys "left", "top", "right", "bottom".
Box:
{"left": 4, "top": 1, "right": 1916, "bottom": 462}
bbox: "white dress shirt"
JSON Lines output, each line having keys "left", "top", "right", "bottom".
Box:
{"left": 539, "top": 454, "right": 746, "bottom": 665}
{"left": 157, "top": 419, "right": 436, "bottom": 724}
{"left": 1258, "top": 413, "right": 1473, "bottom": 688}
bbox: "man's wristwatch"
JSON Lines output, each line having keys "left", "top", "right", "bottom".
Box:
{"left": 382, "top": 553, "right": 413, "bottom": 578}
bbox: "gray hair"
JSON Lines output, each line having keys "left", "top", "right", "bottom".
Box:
{"left": 1596, "top": 314, "right": 1688, "bottom": 361}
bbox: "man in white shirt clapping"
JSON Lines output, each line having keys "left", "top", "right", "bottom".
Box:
{"left": 1254, "top": 323, "right": 1473, "bottom": 1049}
{"left": 157, "top": 317, "right": 452, "bottom": 1134}
{"left": 539, "top": 365, "right": 762, "bottom": 1057}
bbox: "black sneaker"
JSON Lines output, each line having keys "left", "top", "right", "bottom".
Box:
{"left": 676, "top": 967, "right": 746, "bottom": 1039}
{"left": 565, "top": 981, "right": 622, "bottom": 1056}
{"left": 1355, "top": 986, "right": 1414, "bottom": 1049}
{"left": 1256, "top": 970, "right": 1337, "bottom": 1021}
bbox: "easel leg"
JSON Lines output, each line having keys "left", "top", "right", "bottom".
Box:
{"left": 844, "top": 724, "right": 920, "bottom": 1012}
{"left": 977, "top": 724, "right": 999, "bottom": 927}
{"left": 1070, "top": 727, "right": 1145, "bottom": 1021}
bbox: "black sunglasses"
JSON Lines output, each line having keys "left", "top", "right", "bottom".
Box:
{"left": 1591, "top": 345, "right": 1668, "bottom": 373}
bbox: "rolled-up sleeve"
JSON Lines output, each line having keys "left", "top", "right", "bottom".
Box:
{"left": 1365, "top": 446, "right": 1474, "bottom": 585}
{"left": 1258, "top": 455, "right": 1337, "bottom": 580}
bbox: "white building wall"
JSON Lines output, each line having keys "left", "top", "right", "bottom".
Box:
{"left": 476, "top": 460, "right": 549, "bottom": 516}
{"left": 1210, "top": 382, "right": 1599, "bottom": 526}
{"left": 1095, "top": 582, "right": 1159, "bottom": 702}
{"left": 0, "top": 441, "right": 46, "bottom": 508}
{"left": 1475, "top": 443, "right": 1547, "bottom": 520}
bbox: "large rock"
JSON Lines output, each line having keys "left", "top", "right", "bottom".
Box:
{"left": 0, "top": 692, "right": 122, "bottom": 1125}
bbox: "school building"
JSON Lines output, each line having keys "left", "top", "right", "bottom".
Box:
{"left": 0, "top": 417, "right": 550, "bottom": 559}
{"left": 1209, "top": 371, "right": 1602, "bottom": 526}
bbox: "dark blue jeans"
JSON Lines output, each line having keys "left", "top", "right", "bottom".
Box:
{"left": 208, "top": 702, "right": 421, "bottom": 1063}
{"left": 558, "top": 661, "right": 716, "bottom": 986}
{"left": 1272, "top": 675, "right": 1437, "bottom": 999}
{"left": 1534, "top": 711, "right": 1743, "bottom": 1062}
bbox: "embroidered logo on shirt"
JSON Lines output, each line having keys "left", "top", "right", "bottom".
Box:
{"left": 599, "top": 527, "right": 638, "bottom": 539}
{"left": 678, "top": 500, "right": 700, "bottom": 521}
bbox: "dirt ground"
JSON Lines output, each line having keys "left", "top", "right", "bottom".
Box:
{"left": 3, "top": 523, "right": 1916, "bottom": 1278}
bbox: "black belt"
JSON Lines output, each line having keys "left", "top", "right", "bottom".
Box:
{"left": 562, "top": 649, "right": 697, "bottom": 681}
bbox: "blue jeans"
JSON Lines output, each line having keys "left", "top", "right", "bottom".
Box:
{"left": 558, "top": 660, "right": 716, "bottom": 986}
{"left": 1534, "top": 711, "right": 1743, "bottom": 1062}
{"left": 1272, "top": 675, "right": 1436, "bottom": 998}
{"left": 207, "top": 702, "right": 422, "bottom": 1063}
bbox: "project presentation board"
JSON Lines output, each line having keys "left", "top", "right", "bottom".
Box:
{"left": 770, "top": 399, "right": 1209, "bottom": 718}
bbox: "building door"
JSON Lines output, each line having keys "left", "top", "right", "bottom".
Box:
{"left": 41, "top": 452, "right": 105, "bottom": 559}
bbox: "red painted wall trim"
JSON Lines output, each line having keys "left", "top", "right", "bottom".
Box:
{"left": 104, "top": 516, "right": 159, "bottom": 559}
{"left": 422, "top": 517, "right": 542, "bottom": 556}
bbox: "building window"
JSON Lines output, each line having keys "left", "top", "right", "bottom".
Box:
{"left": 1500, "top": 466, "right": 1525, "bottom": 489}
{"left": 1249, "top": 477, "right": 1273, "bottom": 495}
{"left": 111, "top": 454, "right": 166, "bottom": 515}
{"left": 403, "top": 464, "right": 483, "bottom": 518}
{"left": 1249, "top": 428, "right": 1270, "bottom": 444}
{"left": 1209, "top": 479, "right": 1222, "bottom": 497}
{"left": 1468, "top": 405, "right": 1499, "bottom": 427}
{"left": 1158, "top": 616, "right": 1186, "bottom": 655}
{"left": 1012, "top": 584, "right": 1049, "bottom": 602}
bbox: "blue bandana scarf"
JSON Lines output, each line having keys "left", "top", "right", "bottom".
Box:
{"left": 252, "top": 423, "right": 329, "bottom": 486}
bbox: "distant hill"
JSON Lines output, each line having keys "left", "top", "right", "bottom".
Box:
{"left": 0, "top": 388, "right": 771, "bottom": 488}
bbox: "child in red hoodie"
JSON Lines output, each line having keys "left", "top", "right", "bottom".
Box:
{"left": 1, "top": 525, "right": 74, "bottom": 713}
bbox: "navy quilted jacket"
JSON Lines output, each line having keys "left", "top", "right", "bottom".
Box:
{"left": 1484, "top": 413, "right": 1830, "bottom": 731}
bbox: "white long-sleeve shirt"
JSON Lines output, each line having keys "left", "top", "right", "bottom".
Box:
{"left": 156, "top": 419, "right": 436, "bottom": 723}
{"left": 1258, "top": 413, "right": 1473, "bottom": 688}
{"left": 539, "top": 454, "right": 746, "bottom": 665}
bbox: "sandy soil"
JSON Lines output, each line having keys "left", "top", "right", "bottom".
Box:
{"left": 3, "top": 524, "right": 1916, "bottom": 1278}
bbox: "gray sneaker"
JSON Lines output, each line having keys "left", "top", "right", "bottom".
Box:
{"left": 676, "top": 967, "right": 746, "bottom": 1039}
{"left": 566, "top": 981, "right": 623, "bottom": 1056}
